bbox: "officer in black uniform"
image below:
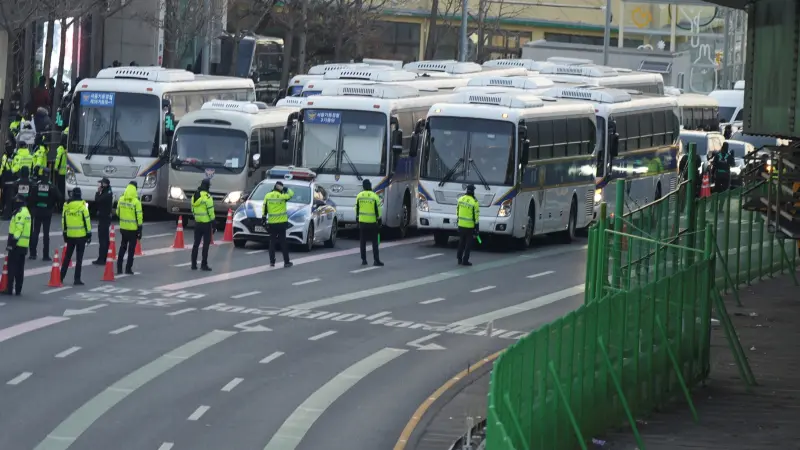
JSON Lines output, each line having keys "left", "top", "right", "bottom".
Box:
{"left": 29, "top": 167, "right": 62, "bottom": 260}
{"left": 93, "top": 177, "right": 114, "bottom": 265}
{"left": 13, "top": 166, "right": 34, "bottom": 210}
{"left": 711, "top": 142, "right": 735, "bottom": 194}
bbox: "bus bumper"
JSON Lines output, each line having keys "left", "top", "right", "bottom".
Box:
{"left": 168, "top": 198, "right": 241, "bottom": 219}
{"left": 418, "top": 211, "right": 513, "bottom": 235}
{"left": 67, "top": 181, "right": 157, "bottom": 206}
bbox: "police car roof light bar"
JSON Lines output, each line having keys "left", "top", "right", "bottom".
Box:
{"left": 268, "top": 166, "right": 317, "bottom": 181}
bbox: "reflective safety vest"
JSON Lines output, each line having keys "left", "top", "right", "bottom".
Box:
{"left": 191, "top": 191, "right": 215, "bottom": 223}
{"left": 33, "top": 145, "right": 48, "bottom": 175}
{"left": 263, "top": 189, "right": 294, "bottom": 224}
{"left": 10, "top": 120, "right": 20, "bottom": 134}
{"left": 11, "top": 147, "right": 33, "bottom": 173}
{"left": 1, "top": 154, "right": 12, "bottom": 175}
{"left": 457, "top": 194, "right": 480, "bottom": 229}
{"left": 116, "top": 185, "right": 143, "bottom": 231}
{"left": 9, "top": 206, "right": 31, "bottom": 248}
{"left": 355, "top": 190, "right": 382, "bottom": 224}
{"left": 62, "top": 200, "right": 91, "bottom": 238}
{"left": 54, "top": 145, "right": 67, "bottom": 175}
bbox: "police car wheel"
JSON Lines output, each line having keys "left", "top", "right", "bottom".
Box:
{"left": 324, "top": 220, "right": 337, "bottom": 248}
{"left": 303, "top": 223, "right": 314, "bottom": 252}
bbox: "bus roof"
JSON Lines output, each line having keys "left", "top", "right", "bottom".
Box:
{"left": 672, "top": 93, "right": 719, "bottom": 108}
{"left": 77, "top": 67, "right": 255, "bottom": 95}
{"left": 177, "top": 105, "right": 298, "bottom": 130}
{"left": 301, "top": 85, "right": 456, "bottom": 113}
{"left": 543, "top": 86, "right": 678, "bottom": 115}
{"left": 428, "top": 91, "right": 596, "bottom": 123}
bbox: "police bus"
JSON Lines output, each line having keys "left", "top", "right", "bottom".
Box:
{"left": 166, "top": 100, "right": 299, "bottom": 225}
{"left": 285, "top": 63, "right": 396, "bottom": 97}
{"left": 415, "top": 91, "right": 597, "bottom": 248}
{"left": 668, "top": 93, "right": 720, "bottom": 131}
{"left": 66, "top": 66, "right": 255, "bottom": 210}
{"left": 281, "top": 84, "right": 457, "bottom": 237}
{"left": 538, "top": 63, "right": 665, "bottom": 94}
{"left": 542, "top": 86, "right": 681, "bottom": 215}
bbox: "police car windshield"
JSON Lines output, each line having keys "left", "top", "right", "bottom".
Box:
{"left": 252, "top": 183, "right": 312, "bottom": 204}
{"left": 173, "top": 127, "right": 247, "bottom": 172}
{"left": 679, "top": 135, "right": 708, "bottom": 158}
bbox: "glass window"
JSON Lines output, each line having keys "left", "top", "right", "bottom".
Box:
{"left": 640, "top": 112, "right": 653, "bottom": 148}
{"left": 552, "top": 118, "right": 567, "bottom": 158}
{"left": 537, "top": 120, "right": 553, "bottom": 159}
{"left": 566, "top": 118, "right": 582, "bottom": 156}
{"left": 733, "top": 108, "right": 743, "bottom": 121}
{"left": 615, "top": 115, "right": 627, "bottom": 152}
{"left": 653, "top": 111, "right": 666, "bottom": 146}
{"left": 626, "top": 114, "right": 640, "bottom": 151}
{"left": 260, "top": 128, "right": 277, "bottom": 165}
{"left": 173, "top": 126, "right": 248, "bottom": 171}
{"left": 302, "top": 110, "right": 387, "bottom": 177}
{"left": 252, "top": 182, "right": 312, "bottom": 204}
{"left": 581, "top": 118, "right": 594, "bottom": 154}
{"left": 250, "top": 129, "right": 261, "bottom": 155}
{"left": 719, "top": 107, "right": 736, "bottom": 123}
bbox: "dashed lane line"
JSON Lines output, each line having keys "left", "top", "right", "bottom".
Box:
{"left": 55, "top": 347, "right": 81, "bottom": 358}
{"left": 187, "top": 405, "right": 210, "bottom": 421}
{"left": 419, "top": 298, "right": 445, "bottom": 305}
{"left": 167, "top": 308, "right": 197, "bottom": 316}
{"left": 470, "top": 285, "right": 495, "bottom": 293}
{"left": 527, "top": 270, "right": 555, "bottom": 279}
{"left": 109, "top": 325, "right": 138, "bottom": 335}
{"left": 7, "top": 372, "right": 32, "bottom": 385}
{"left": 450, "top": 285, "right": 585, "bottom": 327}
{"left": 292, "top": 278, "right": 320, "bottom": 286}
{"left": 157, "top": 443, "right": 174, "bottom": 450}
{"left": 221, "top": 378, "right": 243, "bottom": 392}
{"left": 308, "top": 330, "right": 337, "bottom": 341}
{"left": 415, "top": 253, "right": 443, "bottom": 260}
{"left": 351, "top": 266, "right": 379, "bottom": 274}
{"left": 260, "top": 351, "right": 284, "bottom": 364}
{"left": 41, "top": 287, "right": 72, "bottom": 295}
{"left": 231, "top": 291, "right": 261, "bottom": 299}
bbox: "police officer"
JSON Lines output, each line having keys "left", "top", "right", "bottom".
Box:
{"left": 92, "top": 177, "right": 113, "bottom": 265}
{"left": 116, "top": 181, "right": 143, "bottom": 275}
{"left": 29, "top": 168, "right": 62, "bottom": 261}
{"left": 0, "top": 145, "right": 15, "bottom": 219}
{"left": 12, "top": 122, "right": 35, "bottom": 175}
{"left": 456, "top": 184, "right": 480, "bottom": 266}
{"left": 262, "top": 181, "right": 294, "bottom": 268}
{"left": 711, "top": 142, "right": 735, "bottom": 194}
{"left": 355, "top": 179, "right": 383, "bottom": 266}
{"left": 14, "top": 166, "right": 34, "bottom": 207}
{"left": 5, "top": 194, "right": 31, "bottom": 295}
{"left": 61, "top": 188, "right": 91, "bottom": 285}
{"left": 53, "top": 129, "right": 67, "bottom": 211}
{"left": 190, "top": 179, "right": 214, "bottom": 271}
{"left": 32, "top": 135, "right": 48, "bottom": 178}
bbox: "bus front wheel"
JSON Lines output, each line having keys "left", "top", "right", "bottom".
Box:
{"left": 433, "top": 232, "right": 449, "bottom": 247}
{"left": 516, "top": 209, "right": 534, "bottom": 250}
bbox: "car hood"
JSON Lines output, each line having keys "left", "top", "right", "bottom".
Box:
{"left": 236, "top": 200, "right": 308, "bottom": 219}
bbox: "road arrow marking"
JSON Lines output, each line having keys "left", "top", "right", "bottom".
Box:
{"left": 63, "top": 304, "right": 107, "bottom": 317}
{"left": 407, "top": 333, "right": 446, "bottom": 351}
{"left": 234, "top": 317, "right": 272, "bottom": 332}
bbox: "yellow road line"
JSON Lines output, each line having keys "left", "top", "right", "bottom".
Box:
{"left": 393, "top": 350, "right": 503, "bottom": 450}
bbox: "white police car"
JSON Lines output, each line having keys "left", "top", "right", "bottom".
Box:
{"left": 231, "top": 166, "right": 338, "bottom": 251}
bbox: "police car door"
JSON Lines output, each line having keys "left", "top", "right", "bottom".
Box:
{"left": 313, "top": 185, "right": 326, "bottom": 241}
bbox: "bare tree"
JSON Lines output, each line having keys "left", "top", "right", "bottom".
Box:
{"left": 469, "top": 0, "right": 524, "bottom": 62}
{"left": 327, "top": 0, "right": 392, "bottom": 61}
{"left": 423, "top": 0, "right": 461, "bottom": 60}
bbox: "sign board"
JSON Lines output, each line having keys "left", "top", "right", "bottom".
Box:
{"left": 80, "top": 92, "right": 115, "bottom": 107}
{"left": 305, "top": 110, "right": 342, "bottom": 125}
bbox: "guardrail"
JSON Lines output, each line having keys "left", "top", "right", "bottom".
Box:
{"left": 484, "top": 143, "right": 798, "bottom": 450}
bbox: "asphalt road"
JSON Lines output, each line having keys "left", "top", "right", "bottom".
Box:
{"left": 0, "top": 214, "right": 594, "bottom": 450}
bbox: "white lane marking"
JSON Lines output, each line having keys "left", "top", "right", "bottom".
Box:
{"left": 260, "top": 351, "right": 284, "bottom": 364}
{"left": 157, "top": 443, "right": 174, "bottom": 450}
{"left": 263, "top": 347, "right": 407, "bottom": 450}
{"left": 246, "top": 250, "right": 265, "bottom": 254}
{"left": 143, "top": 233, "right": 172, "bottom": 239}
{"left": 308, "top": 330, "right": 337, "bottom": 341}
{"left": 364, "top": 311, "right": 391, "bottom": 320}
{"left": 0, "top": 316, "right": 70, "bottom": 343}
{"left": 419, "top": 298, "right": 445, "bottom": 305}
{"left": 167, "top": 308, "right": 196, "bottom": 316}
{"left": 173, "top": 262, "right": 192, "bottom": 267}
{"left": 55, "top": 347, "right": 81, "bottom": 358}
{"left": 416, "top": 253, "right": 443, "bottom": 260}
{"left": 42, "top": 287, "right": 72, "bottom": 295}
{"left": 451, "top": 285, "right": 585, "bottom": 327}
{"left": 527, "top": 270, "right": 555, "bottom": 279}
{"left": 221, "top": 378, "right": 243, "bottom": 392}
{"left": 350, "top": 266, "right": 379, "bottom": 274}
{"left": 292, "top": 278, "right": 320, "bottom": 286}
{"left": 231, "top": 291, "right": 261, "bottom": 299}
{"left": 0, "top": 302, "right": 5, "bottom": 307}
{"left": 470, "top": 285, "right": 496, "bottom": 293}
{"left": 7, "top": 372, "right": 32, "bottom": 385}
{"left": 109, "top": 325, "right": 138, "bottom": 335}
{"left": 187, "top": 405, "right": 210, "bottom": 421}
{"left": 115, "top": 272, "right": 140, "bottom": 279}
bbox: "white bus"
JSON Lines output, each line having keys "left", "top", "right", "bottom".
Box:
{"left": 281, "top": 84, "right": 457, "bottom": 237}
{"left": 166, "top": 101, "right": 299, "bottom": 224}
{"left": 66, "top": 66, "right": 255, "bottom": 210}
{"left": 542, "top": 86, "right": 680, "bottom": 215}
{"left": 285, "top": 63, "right": 396, "bottom": 97}
{"left": 402, "top": 60, "right": 528, "bottom": 79}
{"left": 415, "top": 91, "right": 597, "bottom": 248}
{"left": 708, "top": 81, "right": 744, "bottom": 125}
{"left": 667, "top": 93, "right": 720, "bottom": 131}
{"left": 538, "top": 63, "right": 665, "bottom": 94}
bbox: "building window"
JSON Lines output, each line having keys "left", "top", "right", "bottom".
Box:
{"left": 366, "top": 21, "right": 421, "bottom": 62}
{"left": 544, "top": 32, "right": 643, "bottom": 49}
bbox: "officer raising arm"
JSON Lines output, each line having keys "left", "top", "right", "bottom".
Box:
{"left": 355, "top": 179, "right": 383, "bottom": 267}
{"left": 116, "top": 181, "right": 143, "bottom": 275}
{"left": 92, "top": 177, "right": 113, "bottom": 265}
{"left": 5, "top": 195, "right": 32, "bottom": 295}
{"left": 61, "top": 188, "right": 91, "bottom": 285}
{"left": 263, "top": 181, "right": 294, "bottom": 268}
{"left": 456, "top": 184, "right": 480, "bottom": 266}
{"left": 190, "top": 179, "right": 215, "bottom": 271}
{"left": 29, "top": 167, "right": 62, "bottom": 261}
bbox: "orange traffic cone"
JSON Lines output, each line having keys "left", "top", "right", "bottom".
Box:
{"left": 172, "top": 217, "right": 185, "bottom": 249}
{"left": 134, "top": 239, "right": 143, "bottom": 255}
{"left": 700, "top": 173, "right": 711, "bottom": 198}
{"left": 223, "top": 209, "right": 234, "bottom": 241}
{"left": 109, "top": 224, "right": 117, "bottom": 260}
{"left": 61, "top": 243, "right": 74, "bottom": 268}
{"left": 102, "top": 247, "right": 115, "bottom": 281}
{"left": 0, "top": 256, "right": 8, "bottom": 292}
{"left": 48, "top": 250, "right": 62, "bottom": 287}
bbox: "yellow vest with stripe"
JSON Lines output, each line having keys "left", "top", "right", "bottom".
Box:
{"left": 11, "top": 147, "right": 33, "bottom": 173}
{"left": 457, "top": 194, "right": 480, "bottom": 229}
{"left": 54, "top": 146, "right": 67, "bottom": 175}
{"left": 9, "top": 206, "right": 32, "bottom": 248}
{"left": 192, "top": 191, "right": 215, "bottom": 223}
{"left": 62, "top": 200, "right": 91, "bottom": 238}
{"left": 263, "top": 188, "right": 294, "bottom": 224}
{"left": 355, "top": 190, "right": 382, "bottom": 224}
{"left": 33, "top": 145, "right": 48, "bottom": 175}
{"left": 116, "top": 185, "right": 143, "bottom": 231}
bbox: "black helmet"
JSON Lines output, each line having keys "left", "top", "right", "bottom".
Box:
{"left": 100, "top": 177, "right": 110, "bottom": 186}
{"left": 128, "top": 181, "right": 138, "bottom": 188}
{"left": 199, "top": 179, "right": 211, "bottom": 191}
{"left": 466, "top": 184, "right": 476, "bottom": 194}
{"left": 71, "top": 187, "right": 82, "bottom": 200}
{"left": 362, "top": 179, "right": 372, "bottom": 190}
{"left": 13, "top": 194, "right": 26, "bottom": 205}
{"left": 42, "top": 167, "right": 52, "bottom": 178}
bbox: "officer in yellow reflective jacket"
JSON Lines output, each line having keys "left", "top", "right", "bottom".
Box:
{"left": 53, "top": 129, "right": 68, "bottom": 211}
{"left": 190, "top": 179, "right": 215, "bottom": 271}
{"left": 456, "top": 184, "right": 480, "bottom": 266}
{"left": 5, "top": 195, "right": 31, "bottom": 295}
{"left": 61, "top": 188, "right": 92, "bottom": 285}
{"left": 262, "top": 181, "right": 294, "bottom": 268}
{"left": 355, "top": 179, "right": 383, "bottom": 266}
{"left": 116, "top": 181, "right": 143, "bottom": 275}
{"left": 0, "top": 147, "right": 15, "bottom": 218}
{"left": 32, "top": 140, "right": 48, "bottom": 177}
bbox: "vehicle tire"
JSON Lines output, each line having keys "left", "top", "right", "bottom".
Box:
{"left": 433, "top": 232, "right": 449, "bottom": 247}
{"left": 233, "top": 239, "right": 247, "bottom": 248}
{"left": 396, "top": 197, "right": 410, "bottom": 239}
{"left": 560, "top": 198, "right": 577, "bottom": 243}
{"left": 324, "top": 220, "right": 337, "bottom": 248}
{"left": 303, "top": 223, "right": 314, "bottom": 252}
{"left": 515, "top": 210, "right": 534, "bottom": 250}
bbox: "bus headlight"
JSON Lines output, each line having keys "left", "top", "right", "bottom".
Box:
{"left": 594, "top": 189, "right": 603, "bottom": 204}
{"left": 497, "top": 199, "right": 512, "bottom": 217}
{"left": 224, "top": 191, "right": 244, "bottom": 204}
{"left": 66, "top": 167, "right": 76, "bottom": 184}
{"left": 143, "top": 172, "right": 157, "bottom": 189}
{"left": 417, "top": 192, "right": 429, "bottom": 212}
{"left": 169, "top": 186, "right": 186, "bottom": 200}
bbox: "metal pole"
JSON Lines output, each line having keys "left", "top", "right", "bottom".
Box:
{"left": 459, "top": 0, "right": 468, "bottom": 62}
{"left": 201, "top": 0, "right": 212, "bottom": 74}
{"left": 602, "top": 0, "right": 612, "bottom": 65}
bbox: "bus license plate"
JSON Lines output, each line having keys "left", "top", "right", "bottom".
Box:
{"left": 255, "top": 226, "right": 266, "bottom": 233}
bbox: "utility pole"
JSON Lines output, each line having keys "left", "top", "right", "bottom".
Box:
{"left": 459, "top": 0, "right": 468, "bottom": 62}
{"left": 602, "top": 0, "right": 612, "bottom": 65}
{"left": 201, "top": 0, "right": 212, "bottom": 74}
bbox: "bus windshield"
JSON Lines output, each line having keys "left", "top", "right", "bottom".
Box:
{"left": 302, "top": 109, "right": 387, "bottom": 177}
{"left": 173, "top": 127, "right": 248, "bottom": 172}
{"left": 70, "top": 92, "right": 161, "bottom": 158}
{"left": 422, "top": 117, "right": 515, "bottom": 186}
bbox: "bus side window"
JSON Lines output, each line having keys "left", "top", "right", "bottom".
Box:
{"left": 398, "top": 111, "right": 415, "bottom": 155}
{"left": 626, "top": 114, "right": 640, "bottom": 151}
{"left": 653, "top": 111, "right": 666, "bottom": 146}
{"left": 640, "top": 112, "right": 653, "bottom": 148}
{"left": 270, "top": 126, "right": 292, "bottom": 165}
{"left": 538, "top": 120, "right": 554, "bottom": 159}
{"left": 250, "top": 129, "right": 261, "bottom": 164}
{"left": 261, "top": 127, "right": 279, "bottom": 166}
{"left": 616, "top": 115, "right": 627, "bottom": 153}
{"left": 566, "top": 118, "right": 582, "bottom": 156}
{"left": 552, "top": 118, "right": 567, "bottom": 158}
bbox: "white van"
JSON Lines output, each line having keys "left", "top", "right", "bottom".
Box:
{"left": 709, "top": 80, "right": 744, "bottom": 124}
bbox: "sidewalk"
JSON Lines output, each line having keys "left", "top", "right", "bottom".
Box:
{"left": 605, "top": 273, "right": 800, "bottom": 449}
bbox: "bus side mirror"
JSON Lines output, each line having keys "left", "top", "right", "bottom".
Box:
{"left": 410, "top": 133, "right": 420, "bottom": 158}
{"left": 392, "top": 129, "right": 403, "bottom": 146}
{"left": 521, "top": 140, "right": 530, "bottom": 166}
{"left": 281, "top": 126, "right": 290, "bottom": 150}
{"left": 251, "top": 153, "right": 261, "bottom": 168}
{"left": 414, "top": 118, "right": 425, "bottom": 134}
{"left": 159, "top": 144, "right": 168, "bottom": 157}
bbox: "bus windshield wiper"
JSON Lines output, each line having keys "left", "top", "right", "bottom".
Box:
{"left": 439, "top": 157, "right": 464, "bottom": 186}
{"left": 114, "top": 135, "right": 136, "bottom": 162}
{"left": 85, "top": 130, "right": 110, "bottom": 160}
{"left": 340, "top": 149, "right": 363, "bottom": 181}
{"left": 315, "top": 149, "right": 336, "bottom": 174}
{"left": 468, "top": 158, "right": 491, "bottom": 191}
